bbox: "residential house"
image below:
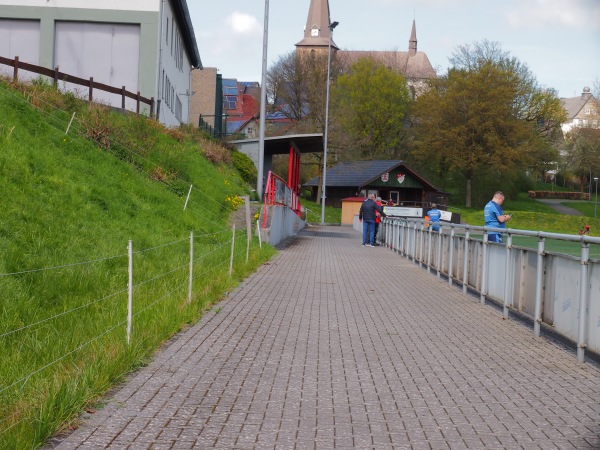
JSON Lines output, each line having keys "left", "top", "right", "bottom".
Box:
{"left": 561, "top": 87, "right": 600, "bottom": 134}
{"left": 0, "top": 0, "right": 201, "bottom": 127}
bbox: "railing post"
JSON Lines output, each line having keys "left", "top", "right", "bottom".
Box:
{"left": 13, "top": 56, "right": 19, "bottom": 82}
{"left": 533, "top": 237, "right": 545, "bottom": 337}
{"left": 88, "top": 77, "right": 94, "bottom": 102}
{"left": 448, "top": 227, "right": 455, "bottom": 286}
{"left": 54, "top": 65, "right": 59, "bottom": 87}
{"left": 136, "top": 91, "right": 141, "bottom": 114}
{"left": 427, "top": 226, "right": 432, "bottom": 274}
{"left": 503, "top": 233, "right": 513, "bottom": 320}
{"left": 188, "top": 231, "right": 194, "bottom": 304}
{"left": 150, "top": 97, "right": 155, "bottom": 118}
{"left": 577, "top": 242, "right": 590, "bottom": 363}
{"left": 121, "top": 86, "right": 126, "bottom": 110}
{"left": 462, "top": 229, "right": 470, "bottom": 294}
{"left": 436, "top": 227, "right": 442, "bottom": 279}
{"left": 127, "top": 240, "right": 133, "bottom": 345}
{"left": 419, "top": 224, "right": 424, "bottom": 268}
{"left": 481, "top": 233, "right": 489, "bottom": 304}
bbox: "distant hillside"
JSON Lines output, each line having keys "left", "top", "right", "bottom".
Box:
{"left": 0, "top": 78, "right": 271, "bottom": 449}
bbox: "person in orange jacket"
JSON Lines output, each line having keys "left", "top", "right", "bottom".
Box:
{"left": 374, "top": 197, "right": 383, "bottom": 244}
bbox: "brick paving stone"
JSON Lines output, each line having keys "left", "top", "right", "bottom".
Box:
{"left": 47, "top": 226, "right": 600, "bottom": 449}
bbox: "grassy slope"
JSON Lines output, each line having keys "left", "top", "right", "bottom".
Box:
{"left": 0, "top": 80, "right": 275, "bottom": 448}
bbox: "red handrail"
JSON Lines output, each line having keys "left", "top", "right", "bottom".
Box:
{"left": 262, "top": 171, "right": 303, "bottom": 228}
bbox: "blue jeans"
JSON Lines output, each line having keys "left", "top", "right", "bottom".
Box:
{"left": 362, "top": 220, "right": 375, "bottom": 245}
{"left": 488, "top": 233, "right": 503, "bottom": 243}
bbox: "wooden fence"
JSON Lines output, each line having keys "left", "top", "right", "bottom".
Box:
{"left": 0, "top": 55, "right": 155, "bottom": 118}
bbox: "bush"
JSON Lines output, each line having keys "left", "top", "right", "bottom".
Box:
{"left": 528, "top": 191, "right": 590, "bottom": 200}
{"left": 232, "top": 150, "right": 257, "bottom": 185}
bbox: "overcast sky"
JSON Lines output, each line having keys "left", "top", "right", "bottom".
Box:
{"left": 188, "top": 0, "right": 600, "bottom": 99}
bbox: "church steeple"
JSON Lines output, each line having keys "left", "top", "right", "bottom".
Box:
{"left": 408, "top": 19, "right": 417, "bottom": 56}
{"left": 295, "top": 0, "right": 338, "bottom": 51}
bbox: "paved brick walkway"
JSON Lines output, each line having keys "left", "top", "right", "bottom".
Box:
{"left": 51, "top": 226, "right": 600, "bottom": 449}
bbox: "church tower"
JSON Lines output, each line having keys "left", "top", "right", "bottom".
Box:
{"left": 408, "top": 20, "right": 417, "bottom": 56}
{"left": 295, "top": 0, "right": 338, "bottom": 55}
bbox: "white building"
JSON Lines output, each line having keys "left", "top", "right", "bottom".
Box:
{"left": 561, "top": 87, "right": 600, "bottom": 135}
{"left": 0, "top": 0, "right": 201, "bottom": 127}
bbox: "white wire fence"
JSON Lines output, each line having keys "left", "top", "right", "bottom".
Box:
{"left": 0, "top": 217, "right": 263, "bottom": 443}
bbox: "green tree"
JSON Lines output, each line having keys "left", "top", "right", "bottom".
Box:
{"left": 563, "top": 128, "right": 600, "bottom": 191}
{"left": 266, "top": 50, "right": 344, "bottom": 203}
{"left": 333, "top": 57, "right": 411, "bottom": 159}
{"left": 410, "top": 41, "right": 566, "bottom": 207}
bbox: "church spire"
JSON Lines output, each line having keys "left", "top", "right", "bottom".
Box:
{"left": 408, "top": 19, "right": 417, "bottom": 56}
{"left": 295, "top": 0, "right": 338, "bottom": 50}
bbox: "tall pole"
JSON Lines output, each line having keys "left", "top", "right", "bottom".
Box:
{"left": 257, "top": 0, "right": 269, "bottom": 200}
{"left": 320, "top": 21, "right": 338, "bottom": 224}
{"left": 595, "top": 177, "right": 598, "bottom": 218}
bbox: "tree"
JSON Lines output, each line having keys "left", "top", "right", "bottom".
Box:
{"left": 267, "top": 50, "right": 344, "bottom": 203}
{"left": 409, "top": 41, "right": 566, "bottom": 207}
{"left": 563, "top": 128, "right": 600, "bottom": 191}
{"left": 332, "top": 57, "right": 411, "bottom": 159}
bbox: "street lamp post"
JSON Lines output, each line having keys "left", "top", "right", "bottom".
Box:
{"left": 257, "top": 0, "right": 270, "bottom": 200}
{"left": 320, "top": 20, "right": 339, "bottom": 225}
{"left": 595, "top": 177, "right": 598, "bottom": 218}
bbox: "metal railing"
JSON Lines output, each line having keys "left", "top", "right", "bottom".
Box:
{"left": 380, "top": 217, "right": 600, "bottom": 363}
{"left": 262, "top": 171, "right": 303, "bottom": 228}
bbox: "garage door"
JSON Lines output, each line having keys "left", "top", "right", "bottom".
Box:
{"left": 0, "top": 19, "right": 40, "bottom": 80}
{"left": 55, "top": 22, "right": 140, "bottom": 110}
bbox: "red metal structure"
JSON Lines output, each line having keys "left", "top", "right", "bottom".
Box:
{"left": 262, "top": 163, "right": 303, "bottom": 228}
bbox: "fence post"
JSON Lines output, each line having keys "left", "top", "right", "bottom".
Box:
{"left": 127, "top": 240, "right": 133, "bottom": 345}
{"left": 188, "top": 231, "right": 194, "bottom": 304}
{"left": 54, "top": 66, "right": 59, "bottom": 87}
{"left": 136, "top": 91, "right": 141, "bottom": 114}
{"left": 65, "top": 112, "right": 76, "bottom": 134}
{"left": 462, "top": 229, "right": 470, "bottom": 294}
{"left": 88, "top": 77, "right": 94, "bottom": 102}
{"left": 533, "top": 237, "right": 545, "bottom": 337}
{"left": 183, "top": 184, "right": 193, "bottom": 210}
{"left": 150, "top": 97, "right": 155, "bottom": 118}
{"left": 577, "top": 242, "right": 590, "bottom": 363}
{"left": 13, "top": 56, "right": 19, "bottom": 82}
{"left": 256, "top": 220, "right": 262, "bottom": 248}
{"left": 229, "top": 224, "right": 236, "bottom": 276}
{"left": 481, "top": 233, "right": 489, "bottom": 304}
{"left": 503, "top": 233, "right": 513, "bottom": 320}
{"left": 121, "top": 86, "right": 126, "bottom": 110}
{"left": 448, "top": 227, "right": 455, "bottom": 286}
{"left": 245, "top": 196, "right": 251, "bottom": 264}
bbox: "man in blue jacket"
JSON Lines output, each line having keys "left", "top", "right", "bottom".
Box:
{"left": 484, "top": 191, "right": 512, "bottom": 243}
{"left": 359, "top": 194, "right": 386, "bottom": 247}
